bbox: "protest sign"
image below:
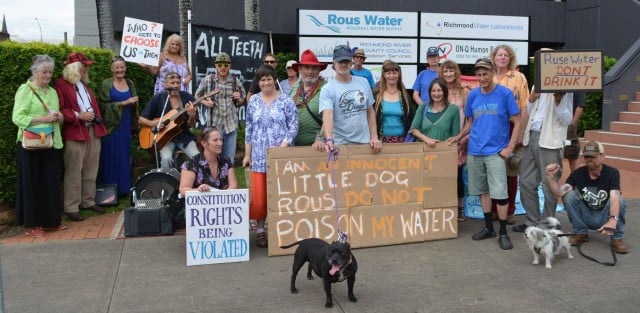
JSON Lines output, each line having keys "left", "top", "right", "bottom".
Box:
{"left": 268, "top": 143, "right": 458, "bottom": 256}
{"left": 185, "top": 189, "right": 250, "bottom": 266}
{"left": 120, "top": 17, "right": 163, "bottom": 66}
{"left": 535, "top": 50, "right": 603, "bottom": 92}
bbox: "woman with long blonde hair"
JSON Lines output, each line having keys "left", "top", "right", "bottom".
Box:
{"left": 144, "top": 34, "right": 193, "bottom": 94}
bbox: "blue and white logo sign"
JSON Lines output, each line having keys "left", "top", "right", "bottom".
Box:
{"left": 300, "top": 9, "right": 418, "bottom": 37}
{"left": 421, "top": 13, "right": 529, "bottom": 40}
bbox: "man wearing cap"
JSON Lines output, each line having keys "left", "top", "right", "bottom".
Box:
{"left": 412, "top": 46, "right": 441, "bottom": 106}
{"left": 448, "top": 58, "right": 522, "bottom": 250}
{"left": 279, "top": 60, "right": 298, "bottom": 96}
{"left": 290, "top": 49, "right": 328, "bottom": 148}
{"left": 545, "top": 141, "right": 628, "bottom": 254}
{"left": 512, "top": 85, "right": 573, "bottom": 233}
{"left": 320, "top": 45, "right": 381, "bottom": 153}
{"left": 55, "top": 52, "right": 108, "bottom": 221}
{"left": 351, "top": 48, "right": 375, "bottom": 89}
{"left": 195, "top": 52, "right": 246, "bottom": 164}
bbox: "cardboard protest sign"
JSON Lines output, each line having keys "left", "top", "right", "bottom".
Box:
{"left": 120, "top": 17, "right": 163, "bottom": 66}
{"left": 185, "top": 189, "right": 250, "bottom": 266}
{"left": 535, "top": 50, "right": 603, "bottom": 92}
{"left": 268, "top": 143, "right": 458, "bottom": 256}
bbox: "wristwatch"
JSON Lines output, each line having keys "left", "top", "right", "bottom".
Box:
{"left": 609, "top": 215, "right": 619, "bottom": 221}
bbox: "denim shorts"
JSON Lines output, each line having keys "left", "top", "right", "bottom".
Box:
{"left": 467, "top": 154, "right": 508, "bottom": 199}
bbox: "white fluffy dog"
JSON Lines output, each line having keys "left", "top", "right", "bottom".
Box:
{"left": 523, "top": 217, "right": 574, "bottom": 269}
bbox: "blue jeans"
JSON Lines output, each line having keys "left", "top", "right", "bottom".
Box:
{"left": 562, "top": 190, "right": 626, "bottom": 239}
{"left": 221, "top": 128, "right": 237, "bottom": 166}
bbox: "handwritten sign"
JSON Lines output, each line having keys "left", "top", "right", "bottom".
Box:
{"left": 535, "top": 50, "right": 603, "bottom": 92}
{"left": 185, "top": 189, "right": 250, "bottom": 266}
{"left": 267, "top": 144, "right": 458, "bottom": 256}
{"left": 120, "top": 17, "right": 163, "bottom": 66}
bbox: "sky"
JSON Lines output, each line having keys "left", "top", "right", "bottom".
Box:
{"left": 1, "top": 0, "right": 75, "bottom": 43}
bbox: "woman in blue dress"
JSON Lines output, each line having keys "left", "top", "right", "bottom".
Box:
{"left": 98, "top": 56, "right": 139, "bottom": 196}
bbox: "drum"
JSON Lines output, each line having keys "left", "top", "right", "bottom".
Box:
{"left": 131, "top": 168, "right": 181, "bottom": 206}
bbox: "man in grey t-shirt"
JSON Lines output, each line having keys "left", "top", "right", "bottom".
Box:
{"left": 319, "top": 45, "right": 381, "bottom": 153}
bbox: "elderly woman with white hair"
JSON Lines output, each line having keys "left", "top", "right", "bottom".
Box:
{"left": 55, "top": 52, "right": 108, "bottom": 222}
{"left": 12, "top": 54, "right": 65, "bottom": 237}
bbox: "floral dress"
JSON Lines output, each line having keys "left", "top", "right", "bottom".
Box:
{"left": 181, "top": 153, "right": 233, "bottom": 190}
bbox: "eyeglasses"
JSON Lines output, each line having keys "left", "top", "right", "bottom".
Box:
{"left": 216, "top": 63, "right": 229, "bottom": 68}
{"left": 264, "top": 60, "right": 276, "bottom": 64}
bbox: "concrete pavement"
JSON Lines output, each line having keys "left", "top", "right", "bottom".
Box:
{"left": 1, "top": 200, "right": 638, "bottom": 313}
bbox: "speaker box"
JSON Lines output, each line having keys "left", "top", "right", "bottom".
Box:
{"left": 95, "top": 184, "right": 118, "bottom": 206}
{"left": 124, "top": 206, "right": 175, "bottom": 237}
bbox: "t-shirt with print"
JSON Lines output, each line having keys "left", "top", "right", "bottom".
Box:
{"left": 566, "top": 164, "right": 620, "bottom": 210}
{"left": 319, "top": 76, "right": 374, "bottom": 145}
{"left": 465, "top": 84, "right": 520, "bottom": 156}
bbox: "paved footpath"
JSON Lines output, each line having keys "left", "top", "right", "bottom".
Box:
{"left": 0, "top": 199, "right": 638, "bottom": 313}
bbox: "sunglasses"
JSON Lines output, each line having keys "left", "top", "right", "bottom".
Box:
{"left": 583, "top": 155, "right": 597, "bottom": 159}
{"left": 200, "top": 126, "right": 220, "bottom": 140}
{"left": 216, "top": 63, "right": 229, "bottom": 68}
{"left": 264, "top": 60, "right": 276, "bottom": 64}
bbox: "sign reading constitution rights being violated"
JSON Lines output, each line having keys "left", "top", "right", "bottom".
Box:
{"left": 535, "top": 50, "right": 604, "bottom": 92}
{"left": 185, "top": 189, "right": 250, "bottom": 266}
{"left": 267, "top": 144, "right": 459, "bottom": 256}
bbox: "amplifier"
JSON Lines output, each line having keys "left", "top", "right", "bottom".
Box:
{"left": 124, "top": 206, "right": 175, "bottom": 237}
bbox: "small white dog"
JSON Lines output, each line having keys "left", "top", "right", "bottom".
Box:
{"left": 523, "top": 217, "right": 574, "bottom": 269}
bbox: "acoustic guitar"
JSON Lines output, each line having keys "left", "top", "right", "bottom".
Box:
{"left": 139, "top": 90, "right": 219, "bottom": 150}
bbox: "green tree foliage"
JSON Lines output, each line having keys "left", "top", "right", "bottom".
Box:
{"left": 0, "top": 41, "right": 154, "bottom": 205}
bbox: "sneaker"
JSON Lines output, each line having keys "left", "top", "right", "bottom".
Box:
{"left": 570, "top": 234, "right": 589, "bottom": 246}
{"left": 512, "top": 224, "right": 528, "bottom": 233}
{"left": 499, "top": 234, "right": 513, "bottom": 250}
{"left": 611, "top": 239, "right": 628, "bottom": 254}
{"left": 472, "top": 228, "right": 497, "bottom": 241}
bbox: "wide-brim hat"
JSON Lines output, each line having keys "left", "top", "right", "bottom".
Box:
{"left": 65, "top": 52, "right": 94, "bottom": 65}
{"left": 292, "top": 49, "right": 328, "bottom": 71}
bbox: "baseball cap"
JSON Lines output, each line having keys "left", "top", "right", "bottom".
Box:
{"left": 333, "top": 45, "right": 352, "bottom": 62}
{"left": 583, "top": 140, "right": 604, "bottom": 157}
{"left": 215, "top": 52, "right": 231, "bottom": 64}
{"left": 426, "top": 46, "right": 439, "bottom": 57}
{"left": 65, "top": 52, "right": 94, "bottom": 65}
{"left": 474, "top": 57, "right": 494, "bottom": 71}
{"left": 285, "top": 60, "right": 297, "bottom": 68}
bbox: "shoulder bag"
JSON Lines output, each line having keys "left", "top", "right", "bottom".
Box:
{"left": 22, "top": 85, "right": 54, "bottom": 150}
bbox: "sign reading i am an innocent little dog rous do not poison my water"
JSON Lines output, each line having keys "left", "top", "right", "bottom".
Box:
{"left": 185, "top": 189, "right": 250, "bottom": 266}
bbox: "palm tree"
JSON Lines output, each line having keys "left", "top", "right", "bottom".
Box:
{"left": 179, "top": 0, "right": 192, "bottom": 59}
{"left": 244, "top": 0, "right": 260, "bottom": 31}
{"left": 96, "top": 0, "right": 115, "bottom": 50}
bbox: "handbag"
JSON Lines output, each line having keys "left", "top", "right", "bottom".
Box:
{"left": 23, "top": 85, "right": 54, "bottom": 150}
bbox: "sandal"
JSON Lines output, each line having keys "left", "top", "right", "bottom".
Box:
{"left": 457, "top": 207, "right": 466, "bottom": 222}
{"left": 43, "top": 224, "right": 68, "bottom": 231}
{"left": 255, "top": 232, "right": 268, "bottom": 248}
{"left": 25, "top": 227, "right": 46, "bottom": 238}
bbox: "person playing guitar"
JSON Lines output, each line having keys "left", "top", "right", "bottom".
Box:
{"left": 139, "top": 72, "right": 198, "bottom": 169}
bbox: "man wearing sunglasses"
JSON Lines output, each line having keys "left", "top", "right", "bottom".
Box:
{"left": 448, "top": 58, "right": 522, "bottom": 250}
{"left": 246, "top": 53, "right": 279, "bottom": 103}
{"left": 195, "top": 52, "right": 246, "bottom": 165}
{"left": 544, "top": 141, "right": 628, "bottom": 254}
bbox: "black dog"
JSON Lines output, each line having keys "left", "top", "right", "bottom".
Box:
{"left": 281, "top": 238, "right": 358, "bottom": 308}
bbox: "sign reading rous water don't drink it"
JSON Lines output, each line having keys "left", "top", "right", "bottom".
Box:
{"left": 267, "top": 143, "right": 459, "bottom": 256}
{"left": 535, "top": 49, "right": 603, "bottom": 92}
